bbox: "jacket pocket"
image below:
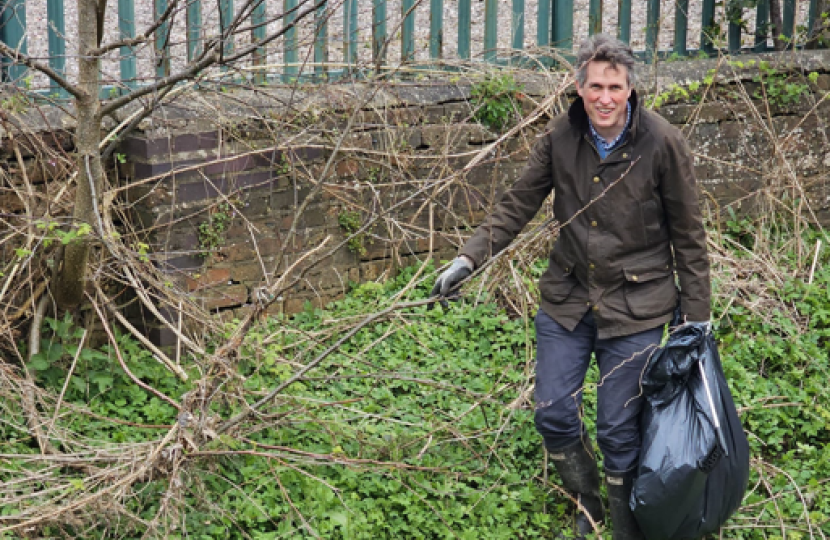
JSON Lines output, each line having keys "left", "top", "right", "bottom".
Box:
{"left": 623, "top": 265, "right": 677, "bottom": 319}
{"left": 541, "top": 254, "right": 578, "bottom": 303}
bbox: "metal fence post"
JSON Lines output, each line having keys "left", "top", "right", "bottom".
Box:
{"left": 430, "top": 0, "right": 443, "bottom": 60}
{"left": 155, "top": 0, "right": 171, "bottom": 78}
{"left": 727, "top": 0, "right": 742, "bottom": 53}
{"left": 512, "top": 0, "right": 525, "bottom": 57}
{"left": 316, "top": 1, "right": 329, "bottom": 77}
{"left": 674, "top": 0, "right": 688, "bottom": 56}
{"left": 187, "top": 0, "right": 202, "bottom": 61}
{"left": 220, "top": 0, "right": 234, "bottom": 62}
{"left": 551, "top": 0, "right": 573, "bottom": 52}
{"left": 754, "top": 0, "right": 769, "bottom": 51}
{"left": 645, "top": 0, "right": 659, "bottom": 62}
{"left": 373, "top": 0, "right": 386, "bottom": 65}
{"left": 402, "top": 0, "right": 415, "bottom": 63}
{"left": 284, "top": 0, "right": 298, "bottom": 80}
{"left": 588, "top": 0, "right": 602, "bottom": 35}
{"left": 119, "top": 0, "right": 137, "bottom": 87}
{"left": 536, "top": 0, "right": 550, "bottom": 48}
{"left": 701, "top": 0, "right": 716, "bottom": 55}
{"left": 458, "top": 0, "right": 471, "bottom": 59}
{"left": 251, "top": 0, "right": 265, "bottom": 83}
{"left": 0, "top": 0, "right": 28, "bottom": 84}
{"left": 618, "top": 0, "right": 631, "bottom": 44}
{"left": 808, "top": 0, "right": 819, "bottom": 43}
{"left": 345, "top": 0, "right": 358, "bottom": 67}
{"left": 47, "top": 0, "right": 66, "bottom": 95}
{"left": 484, "top": 0, "right": 497, "bottom": 62}
{"left": 783, "top": 0, "right": 796, "bottom": 47}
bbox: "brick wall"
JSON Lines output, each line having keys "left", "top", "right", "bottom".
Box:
{"left": 115, "top": 53, "right": 830, "bottom": 342}
{"left": 3, "top": 50, "right": 829, "bottom": 345}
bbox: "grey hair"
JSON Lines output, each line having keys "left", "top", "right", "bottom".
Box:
{"left": 575, "top": 33, "right": 638, "bottom": 88}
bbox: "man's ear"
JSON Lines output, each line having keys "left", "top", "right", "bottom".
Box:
{"left": 575, "top": 79, "right": 584, "bottom": 99}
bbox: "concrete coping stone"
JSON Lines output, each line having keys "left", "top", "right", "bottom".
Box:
{"left": 1, "top": 49, "right": 828, "bottom": 142}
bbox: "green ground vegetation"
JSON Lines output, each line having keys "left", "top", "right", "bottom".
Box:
{"left": 2, "top": 220, "right": 829, "bottom": 538}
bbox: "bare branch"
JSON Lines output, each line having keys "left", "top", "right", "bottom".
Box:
{"left": 0, "top": 42, "right": 85, "bottom": 100}
{"left": 98, "top": 52, "right": 219, "bottom": 118}
{"left": 89, "top": 0, "right": 183, "bottom": 56}
{"left": 87, "top": 292, "right": 183, "bottom": 412}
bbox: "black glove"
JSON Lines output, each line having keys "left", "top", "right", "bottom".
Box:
{"left": 430, "top": 257, "right": 473, "bottom": 308}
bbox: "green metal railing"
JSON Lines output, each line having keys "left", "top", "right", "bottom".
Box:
{"left": 0, "top": 0, "right": 823, "bottom": 87}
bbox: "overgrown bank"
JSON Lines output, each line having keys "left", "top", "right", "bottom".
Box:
{"left": 2, "top": 47, "right": 830, "bottom": 538}
{"left": 2, "top": 214, "right": 829, "bottom": 538}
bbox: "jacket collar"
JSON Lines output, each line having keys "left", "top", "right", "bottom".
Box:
{"left": 568, "top": 89, "right": 642, "bottom": 142}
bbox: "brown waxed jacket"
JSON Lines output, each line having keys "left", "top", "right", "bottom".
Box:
{"left": 459, "top": 91, "right": 710, "bottom": 339}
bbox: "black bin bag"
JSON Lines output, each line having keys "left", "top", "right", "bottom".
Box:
{"left": 631, "top": 321, "right": 750, "bottom": 540}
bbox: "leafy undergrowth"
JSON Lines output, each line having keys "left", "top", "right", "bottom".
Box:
{"left": 2, "top": 226, "right": 830, "bottom": 538}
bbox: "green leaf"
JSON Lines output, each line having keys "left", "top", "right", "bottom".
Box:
{"left": 28, "top": 353, "right": 49, "bottom": 371}
{"left": 91, "top": 374, "right": 114, "bottom": 393}
{"left": 329, "top": 512, "right": 349, "bottom": 527}
{"left": 47, "top": 342, "right": 64, "bottom": 363}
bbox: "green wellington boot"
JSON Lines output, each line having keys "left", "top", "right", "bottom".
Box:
{"left": 550, "top": 440, "right": 605, "bottom": 539}
{"left": 605, "top": 470, "right": 644, "bottom": 540}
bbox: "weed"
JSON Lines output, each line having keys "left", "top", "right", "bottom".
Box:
{"left": 470, "top": 72, "right": 523, "bottom": 132}
{"left": 198, "top": 203, "right": 232, "bottom": 258}
{"left": 750, "top": 61, "right": 812, "bottom": 107}
{"left": 1, "top": 90, "right": 31, "bottom": 113}
{"left": 648, "top": 81, "right": 706, "bottom": 108}
{"left": 276, "top": 154, "right": 292, "bottom": 175}
{"left": 33, "top": 220, "right": 93, "bottom": 248}
{"left": 338, "top": 210, "right": 367, "bottom": 255}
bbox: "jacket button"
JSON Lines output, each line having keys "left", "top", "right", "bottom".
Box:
{"left": 589, "top": 263, "right": 595, "bottom": 270}
{"left": 632, "top": 275, "right": 639, "bottom": 281}
{"left": 564, "top": 267, "right": 569, "bottom": 272}
{"left": 593, "top": 176, "right": 600, "bottom": 183}
{"left": 592, "top": 305, "right": 599, "bottom": 311}
{"left": 622, "top": 153, "right": 629, "bottom": 159}
{"left": 591, "top": 220, "right": 597, "bottom": 227}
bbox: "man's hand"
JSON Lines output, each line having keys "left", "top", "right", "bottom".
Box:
{"left": 430, "top": 257, "right": 473, "bottom": 308}
{"left": 678, "top": 315, "right": 712, "bottom": 334}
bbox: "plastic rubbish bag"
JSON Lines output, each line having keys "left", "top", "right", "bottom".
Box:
{"left": 631, "top": 320, "right": 750, "bottom": 540}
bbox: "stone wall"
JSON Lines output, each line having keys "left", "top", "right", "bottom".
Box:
{"left": 120, "top": 83, "right": 524, "bottom": 326}
{"left": 2, "top": 50, "right": 830, "bottom": 345}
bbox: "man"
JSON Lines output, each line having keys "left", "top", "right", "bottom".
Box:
{"left": 431, "top": 34, "right": 711, "bottom": 539}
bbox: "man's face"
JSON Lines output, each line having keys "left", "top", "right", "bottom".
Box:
{"left": 575, "top": 61, "right": 632, "bottom": 141}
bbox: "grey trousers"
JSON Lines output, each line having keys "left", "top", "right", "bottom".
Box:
{"left": 533, "top": 309, "right": 664, "bottom": 473}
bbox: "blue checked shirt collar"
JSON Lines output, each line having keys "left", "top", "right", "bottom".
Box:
{"left": 588, "top": 102, "right": 631, "bottom": 159}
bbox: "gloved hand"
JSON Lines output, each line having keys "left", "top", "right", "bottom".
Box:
{"left": 678, "top": 315, "right": 711, "bottom": 334}
{"left": 688, "top": 320, "right": 712, "bottom": 334}
{"left": 430, "top": 257, "right": 473, "bottom": 308}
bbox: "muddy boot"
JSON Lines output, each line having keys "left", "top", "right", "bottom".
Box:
{"left": 606, "top": 470, "right": 644, "bottom": 540}
{"left": 550, "top": 440, "right": 605, "bottom": 539}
